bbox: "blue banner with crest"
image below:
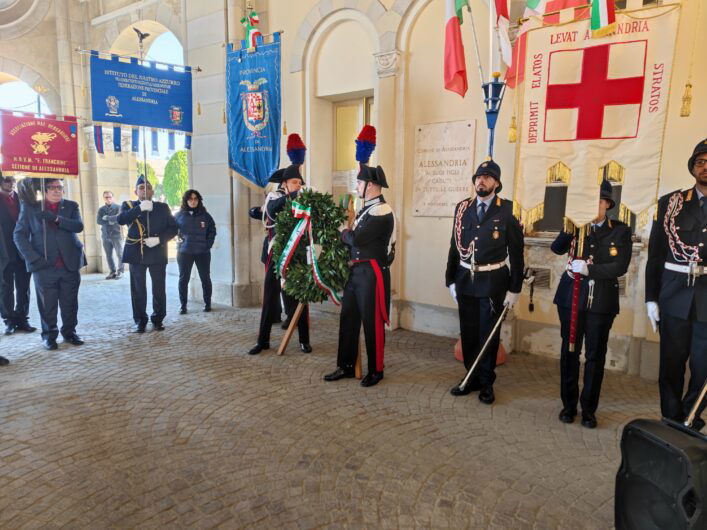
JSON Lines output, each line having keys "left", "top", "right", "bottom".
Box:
{"left": 90, "top": 52, "right": 193, "bottom": 133}
{"left": 226, "top": 33, "right": 281, "bottom": 188}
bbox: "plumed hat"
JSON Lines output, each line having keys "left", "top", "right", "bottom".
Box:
{"left": 286, "top": 133, "right": 306, "bottom": 165}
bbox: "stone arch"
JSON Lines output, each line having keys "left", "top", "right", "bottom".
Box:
{"left": 0, "top": 57, "right": 60, "bottom": 114}
{"left": 93, "top": 4, "right": 183, "bottom": 57}
{"left": 0, "top": 0, "right": 52, "bottom": 40}
{"left": 290, "top": 0, "right": 403, "bottom": 73}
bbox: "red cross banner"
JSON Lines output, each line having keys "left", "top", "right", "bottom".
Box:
{"left": 1, "top": 112, "right": 80, "bottom": 179}
{"left": 514, "top": 4, "right": 680, "bottom": 228}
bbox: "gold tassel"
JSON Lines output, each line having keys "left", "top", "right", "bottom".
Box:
{"left": 222, "top": 107, "right": 226, "bottom": 124}
{"left": 81, "top": 84, "right": 86, "bottom": 97}
{"left": 508, "top": 115, "right": 518, "bottom": 143}
{"left": 197, "top": 102, "right": 202, "bottom": 116}
{"left": 563, "top": 216, "right": 577, "bottom": 235}
{"left": 680, "top": 82, "right": 692, "bottom": 117}
{"left": 512, "top": 200, "right": 521, "bottom": 221}
{"left": 283, "top": 121, "right": 287, "bottom": 135}
{"left": 592, "top": 22, "right": 616, "bottom": 39}
{"left": 82, "top": 148, "right": 88, "bottom": 163}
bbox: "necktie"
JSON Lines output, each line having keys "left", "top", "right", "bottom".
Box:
{"left": 478, "top": 202, "right": 487, "bottom": 221}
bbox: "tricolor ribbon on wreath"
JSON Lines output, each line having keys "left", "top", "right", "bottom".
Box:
{"left": 276, "top": 201, "right": 342, "bottom": 305}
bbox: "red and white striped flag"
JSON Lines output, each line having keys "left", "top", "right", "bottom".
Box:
{"left": 444, "top": 0, "right": 469, "bottom": 97}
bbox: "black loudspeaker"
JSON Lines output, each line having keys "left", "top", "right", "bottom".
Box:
{"left": 616, "top": 419, "right": 707, "bottom": 529}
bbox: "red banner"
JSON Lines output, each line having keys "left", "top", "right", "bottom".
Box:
{"left": 1, "top": 112, "right": 79, "bottom": 179}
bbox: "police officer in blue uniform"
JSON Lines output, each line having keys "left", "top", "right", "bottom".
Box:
{"left": 13, "top": 178, "right": 86, "bottom": 350}
{"left": 118, "top": 175, "right": 177, "bottom": 333}
{"left": 445, "top": 160, "right": 524, "bottom": 404}
{"left": 551, "top": 180, "right": 632, "bottom": 428}
{"left": 646, "top": 138, "right": 707, "bottom": 431}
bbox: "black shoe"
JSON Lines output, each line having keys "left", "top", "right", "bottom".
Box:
{"left": 450, "top": 379, "right": 482, "bottom": 396}
{"left": 559, "top": 409, "right": 577, "bottom": 424}
{"left": 133, "top": 324, "right": 146, "bottom": 334}
{"left": 479, "top": 387, "right": 495, "bottom": 405}
{"left": 179, "top": 306, "right": 187, "bottom": 315}
{"left": 43, "top": 339, "right": 58, "bottom": 351}
{"left": 323, "top": 367, "right": 355, "bottom": 381}
{"left": 281, "top": 319, "right": 291, "bottom": 330}
{"left": 248, "top": 343, "right": 269, "bottom": 355}
{"left": 0, "top": 356, "right": 9, "bottom": 366}
{"left": 691, "top": 417, "right": 705, "bottom": 432}
{"left": 361, "top": 372, "right": 384, "bottom": 387}
{"left": 203, "top": 304, "right": 211, "bottom": 313}
{"left": 300, "top": 343, "right": 312, "bottom": 353}
{"left": 14, "top": 322, "right": 36, "bottom": 333}
{"left": 4, "top": 324, "right": 15, "bottom": 335}
{"left": 63, "top": 333, "right": 84, "bottom": 346}
{"left": 153, "top": 322, "right": 165, "bottom": 331}
{"left": 581, "top": 412, "right": 598, "bottom": 429}
{"left": 105, "top": 272, "right": 116, "bottom": 280}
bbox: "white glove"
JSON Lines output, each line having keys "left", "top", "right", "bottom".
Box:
{"left": 449, "top": 284, "right": 457, "bottom": 301}
{"left": 504, "top": 291, "right": 520, "bottom": 308}
{"left": 139, "top": 200, "right": 153, "bottom": 212}
{"left": 646, "top": 301, "right": 660, "bottom": 333}
{"left": 571, "top": 259, "right": 589, "bottom": 276}
{"left": 144, "top": 237, "right": 160, "bottom": 248}
{"left": 102, "top": 215, "right": 108, "bottom": 221}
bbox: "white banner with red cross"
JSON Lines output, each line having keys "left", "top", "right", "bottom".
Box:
{"left": 515, "top": 4, "right": 680, "bottom": 228}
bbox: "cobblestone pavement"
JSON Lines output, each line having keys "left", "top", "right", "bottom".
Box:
{"left": 0, "top": 272, "right": 662, "bottom": 529}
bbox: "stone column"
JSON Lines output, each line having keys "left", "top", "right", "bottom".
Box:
{"left": 185, "top": 0, "right": 257, "bottom": 306}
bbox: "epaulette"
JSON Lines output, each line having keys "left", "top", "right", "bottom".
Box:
{"left": 685, "top": 188, "right": 694, "bottom": 202}
{"left": 370, "top": 203, "right": 393, "bottom": 216}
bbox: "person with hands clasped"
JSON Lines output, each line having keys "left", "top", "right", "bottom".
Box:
{"left": 118, "top": 175, "right": 177, "bottom": 333}
{"left": 551, "top": 180, "right": 632, "bottom": 429}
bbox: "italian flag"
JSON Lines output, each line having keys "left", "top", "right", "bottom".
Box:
{"left": 591, "top": 0, "right": 616, "bottom": 37}
{"left": 444, "top": 0, "right": 468, "bottom": 97}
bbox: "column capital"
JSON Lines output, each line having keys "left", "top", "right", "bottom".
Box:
{"left": 374, "top": 50, "right": 401, "bottom": 78}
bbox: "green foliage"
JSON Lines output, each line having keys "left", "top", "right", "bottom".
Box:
{"left": 272, "top": 189, "right": 350, "bottom": 304}
{"left": 163, "top": 150, "right": 189, "bottom": 208}
{"left": 136, "top": 161, "right": 157, "bottom": 188}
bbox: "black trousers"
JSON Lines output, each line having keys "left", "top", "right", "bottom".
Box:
{"left": 457, "top": 293, "right": 504, "bottom": 388}
{"left": 337, "top": 263, "right": 390, "bottom": 374}
{"left": 129, "top": 263, "right": 167, "bottom": 326}
{"left": 33, "top": 267, "right": 80, "bottom": 341}
{"left": 177, "top": 251, "right": 212, "bottom": 307}
{"left": 1, "top": 260, "right": 31, "bottom": 326}
{"left": 558, "top": 310, "right": 615, "bottom": 414}
{"left": 257, "top": 261, "right": 309, "bottom": 345}
{"left": 659, "top": 312, "right": 707, "bottom": 422}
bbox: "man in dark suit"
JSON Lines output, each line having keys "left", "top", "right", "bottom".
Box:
{"left": 551, "top": 180, "right": 633, "bottom": 429}
{"left": 0, "top": 173, "right": 36, "bottom": 336}
{"left": 0, "top": 219, "right": 9, "bottom": 365}
{"left": 13, "top": 178, "right": 86, "bottom": 350}
{"left": 118, "top": 175, "right": 177, "bottom": 333}
{"left": 445, "top": 160, "right": 525, "bottom": 405}
{"left": 646, "top": 138, "right": 707, "bottom": 432}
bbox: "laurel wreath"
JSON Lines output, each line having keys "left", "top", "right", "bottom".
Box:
{"left": 272, "top": 189, "right": 349, "bottom": 304}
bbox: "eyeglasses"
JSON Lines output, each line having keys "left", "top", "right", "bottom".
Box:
{"left": 694, "top": 159, "right": 707, "bottom": 168}
{"left": 46, "top": 185, "right": 64, "bottom": 191}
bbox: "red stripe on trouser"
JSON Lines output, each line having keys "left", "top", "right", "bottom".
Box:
{"left": 353, "top": 259, "right": 389, "bottom": 372}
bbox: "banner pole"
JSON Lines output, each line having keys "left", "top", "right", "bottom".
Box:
{"left": 136, "top": 28, "right": 151, "bottom": 235}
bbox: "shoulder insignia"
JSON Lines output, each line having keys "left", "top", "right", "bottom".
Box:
{"left": 496, "top": 196, "right": 501, "bottom": 207}
{"left": 370, "top": 203, "right": 393, "bottom": 216}
{"left": 608, "top": 219, "right": 613, "bottom": 228}
{"left": 686, "top": 189, "right": 694, "bottom": 201}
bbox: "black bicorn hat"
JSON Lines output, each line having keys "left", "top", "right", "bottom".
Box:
{"left": 688, "top": 138, "right": 707, "bottom": 174}
{"left": 282, "top": 164, "right": 304, "bottom": 184}
{"left": 267, "top": 168, "right": 286, "bottom": 185}
{"left": 600, "top": 179, "right": 615, "bottom": 210}
{"left": 357, "top": 164, "right": 388, "bottom": 188}
{"left": 472, "top": 160, "right": 502, "bottom": 193}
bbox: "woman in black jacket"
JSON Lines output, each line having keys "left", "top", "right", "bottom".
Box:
{"left": 175, "top": 190, "right": 216, "bottom": 313}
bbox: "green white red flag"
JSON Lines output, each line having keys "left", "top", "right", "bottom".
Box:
{"left": 591, "top": 0, "right": 616, "bottom": 37}
{"left": 444, "top": 0, "right": 468, "bottom": 97}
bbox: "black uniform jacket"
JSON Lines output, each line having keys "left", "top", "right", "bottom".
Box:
{"left": 551, "top": 219, "right": 632, "bottom": 317}
{"left": 340, "top": 196, "right": 394, "bottom": 265}
{"left": 646, "top": 187, "right": 707, "bottom": 322}
{"left": 118, "top": 200, "right": 177, "bottom": 266}
{"left": 445, "top": 196, "right": 524, "bottom": 298}
{"left": 13, "top": 200, "right": 86, "bottom": 273}
{"left": 0, "top": 192, "right": 21, "bottom": 264}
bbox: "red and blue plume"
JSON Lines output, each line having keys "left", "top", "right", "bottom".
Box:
{"left": 286, "top": 133, "right": 306, "bottom": 165}
{"left": 355, "top": 125, "right": 376, "bottom": 164}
